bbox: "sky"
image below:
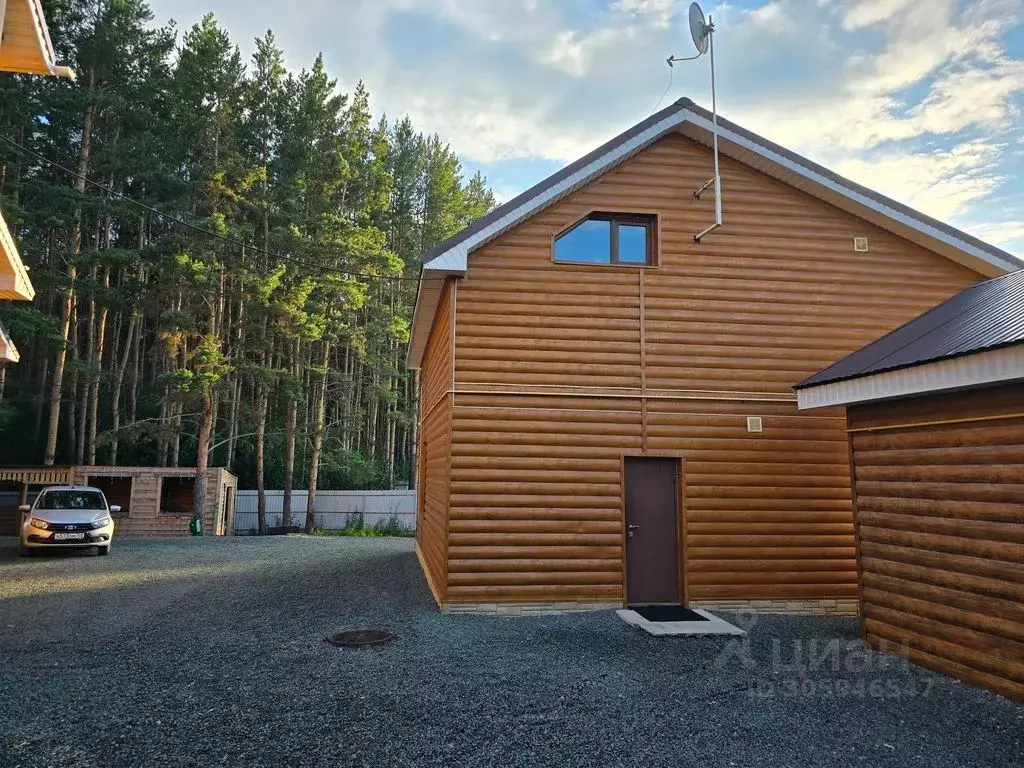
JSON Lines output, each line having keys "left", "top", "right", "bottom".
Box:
{"left": 147, "top": 0, "right": 1024, "bottom": 255}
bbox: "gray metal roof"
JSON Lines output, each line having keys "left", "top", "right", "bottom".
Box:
{"left": 796, "top": 270, "right": 1024, "bottom": 389}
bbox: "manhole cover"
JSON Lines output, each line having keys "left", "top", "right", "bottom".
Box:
{"left": 325, "top": 629, "right": 395, "bottom": 648}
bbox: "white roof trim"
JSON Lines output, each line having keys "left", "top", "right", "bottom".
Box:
{"left": 796, "top": 345, "right": 1024, "bottom": 409}
{"left": 27, "top": 0, "right": 74, "bottom": 78}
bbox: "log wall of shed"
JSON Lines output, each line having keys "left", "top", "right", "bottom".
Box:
{"left": 849, "top": 384, "right": 1024, "bottom": 701}
{"left": 423, "top": 132, "right": 984, "bottom": 606}
{"left": 416, "top": 280, "right": 455, "bottom": 601}
{"left": 70, "top": 467, "right": 235, "bottom": 537}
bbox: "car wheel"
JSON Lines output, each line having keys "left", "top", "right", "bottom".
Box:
{"left": 96, "top": 544, "right": 110, "bottom": 557}
{"left": 19, "top": 543, "right": 35, "bottom": 558}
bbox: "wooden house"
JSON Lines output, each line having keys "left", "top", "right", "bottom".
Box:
{"left": 0, "top": 214, "right": 32, "bottom": 367}
{"left": 407, "top": 98, "right": 1022, "bottom": 616}
{"left": 0, "top": 0, "right": 75, "bottom": 78}
{"left": 0, "top": 317, "right": 18, "bottom": 365}
{"left": 0, "top": 0, "right": 73, "bottom": 368}
{"left": 0, "top": 466, "right": 237, "bottom": 537}
{"left": 796, "top": 271, "right": 1024, "bottom": 701}
{"left": 0, "top": 0, "right": 74, "bottom": 300}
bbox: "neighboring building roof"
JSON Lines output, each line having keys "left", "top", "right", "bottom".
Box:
{"left": 0, "top": 0, "right": 75, "bottom": 78}
{"left": 796, "top": 270, "right": 1024, "bottom": 409}
{"left": 0, "top": 319, "right": 19, "bottom": 363}
{"left": 0, "top": 211, "right": 34, "bottom": 301}
{"left": 798, "top": 270, "right": 1024, "bottom": 389}
{"left": 407, "top": 97, "right": 1022, "bottom": 370}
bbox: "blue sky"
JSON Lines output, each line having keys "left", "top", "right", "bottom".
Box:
{"left": 149, "top": 0, "right": 1024, "bottom": 255}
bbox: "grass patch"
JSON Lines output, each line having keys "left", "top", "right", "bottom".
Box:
{"left": 313, "top": 516, "right": 414, "bottom": 538}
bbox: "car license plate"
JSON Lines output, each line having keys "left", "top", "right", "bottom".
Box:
{"left": 54, "top": 532, "right": 85, "bottom": 541}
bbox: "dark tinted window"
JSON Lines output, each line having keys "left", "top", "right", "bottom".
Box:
{"left": 554, "top": 214, "right": 654, "bottom": 266}
{"left": 36, "top": 490, "right": 106, "bottom": 511}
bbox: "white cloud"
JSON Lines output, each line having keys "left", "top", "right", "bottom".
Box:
{"left": 833, "top": 140, "right": 1005, "bottom": 220}
{"left": 911, "top": 60, "right": 1024, "bottom": 134}
{"left": 541, "top": 27, "right": 634, "bottom": 77}
{"left": 400, "top": 93, "right": 595, "bottom": 163}
{"left": 840, "top": 0, "right": 920, "bottom": 30}
{"left": 972, "top": 220, "right": 1024, "bottom": 252}
{"left": 611, "top": 0, "right": 681, "bottom": 27}
{"left": 147, "top": 0, "right": 1024, "bottom": 254}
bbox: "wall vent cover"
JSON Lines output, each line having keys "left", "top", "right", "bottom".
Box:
{"left": 853, "top": 237, "right": 869, "bottom": 252}
{"left": 747, "top": 416, "right": 763, "bottom": 433}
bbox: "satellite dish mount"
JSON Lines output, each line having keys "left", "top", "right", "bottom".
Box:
{"left": 669, "top": 3, "right": 722, "bottom": 243}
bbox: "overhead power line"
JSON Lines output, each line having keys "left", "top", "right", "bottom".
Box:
{"left": 0, "top": 133, "right": 425, "bottom": 283}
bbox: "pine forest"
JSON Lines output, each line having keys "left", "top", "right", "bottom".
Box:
{"left": 0, "top": 1, "right": 496, "bottom": 528}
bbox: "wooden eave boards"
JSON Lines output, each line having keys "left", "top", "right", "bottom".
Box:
{"left": 0, "top": 210, "right": 33, "bottom": 301}
{"left": 0, "top": 319, "right": 18, "bottom": 363}
{"left": 0, "top": 0, "right": 74, "bottom": 78}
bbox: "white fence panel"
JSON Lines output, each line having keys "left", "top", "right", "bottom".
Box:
{"left": 234, "top": 490, "right": 415, "bottom": 534}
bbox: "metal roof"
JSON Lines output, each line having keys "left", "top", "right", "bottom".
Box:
{"left": 797, "top": 270, "right": 1024, "bottom": 389}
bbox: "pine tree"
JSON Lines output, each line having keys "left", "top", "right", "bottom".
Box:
{"left": 0, "top": 3, "right": 497, "bottom": 523}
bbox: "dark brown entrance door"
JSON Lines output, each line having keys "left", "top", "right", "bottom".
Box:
{"left": 624, "top": 457, "right": 680, "bottom": 606}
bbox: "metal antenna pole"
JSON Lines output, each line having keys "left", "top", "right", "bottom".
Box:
{"left": 694, "top": 16, "right": 722, "bottom": 243}
{"left": 710, "top": 17, "right": 721, "bottom": 229}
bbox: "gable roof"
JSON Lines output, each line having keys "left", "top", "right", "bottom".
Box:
{"left": 408, "top": 97, "right": 1022, "bottom": 369}
{"left": 797, "top": 270, "right": 1024, "bottom": 391}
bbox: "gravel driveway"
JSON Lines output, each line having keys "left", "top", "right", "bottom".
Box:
{"left": 0, "top": 536, "right": 1020, "bottom": 768}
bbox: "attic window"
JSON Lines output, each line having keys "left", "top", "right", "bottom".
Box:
{"left": 554, "top": 213, "right": 655, "bottom": 266}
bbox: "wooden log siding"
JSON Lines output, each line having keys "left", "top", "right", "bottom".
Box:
{"left": 423, "top": 132, "right": 985, "bottom": 606}
{"left": 416, "top": 280, "right": 455, "bottom": 601}
{"left": 848, "top": 384, "right": 1024, "bottom": 701}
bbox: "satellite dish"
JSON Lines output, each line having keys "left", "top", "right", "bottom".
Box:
{"left": 690, "top": 2, "right": 710, "bottom": 55}
{"left": 664, "top": 1, "right": 723, "bottom": 242}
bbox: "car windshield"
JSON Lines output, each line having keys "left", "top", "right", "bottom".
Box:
{"left": 36, "top": 490, "right": 106, "bottom": 511}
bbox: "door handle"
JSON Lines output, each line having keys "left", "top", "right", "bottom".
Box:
{"left": 627, "top": 524, "right": 640, "bottom": 538}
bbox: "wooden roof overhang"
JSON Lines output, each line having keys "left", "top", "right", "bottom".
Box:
{"left": 0, "top": 318, "right": 18, "bottom": 363}
{"left": 0, "top": 466, "right": 73, "bottom": 485}
{"left": 0, "top": 211, "right": 33, "bottom": 301}
{"left": 407, "top": 98, "right": 1022, "bottom": 370}
{"left": 0, "top": 0, "right": 74, "bottom": 78}
{"left": 0, "top": 466, "right": 238, "bottom": 485}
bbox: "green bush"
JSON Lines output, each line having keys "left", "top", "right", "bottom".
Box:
{"left": 312, "top": 515, "right": 414, "bottom": 538}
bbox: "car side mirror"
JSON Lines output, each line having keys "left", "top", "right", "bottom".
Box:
{"left": 18, "top": 504, "right": 30, "bottom": 513}
{"left": 109, "top": 505, "right": 121, "bottom": 514}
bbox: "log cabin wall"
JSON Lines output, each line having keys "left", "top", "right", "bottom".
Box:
{"left": 848, "top": 384, "right": 1024, "bottom": 701}
{"left": 417, "top": 279, "right": 455, "bottom": 602}
{"left": 428, "top": 132, "right": 985, "bottom": 609}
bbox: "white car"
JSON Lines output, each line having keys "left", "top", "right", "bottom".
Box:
{"left": 20, "top": 486, "right": 118, "bottom": 557}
